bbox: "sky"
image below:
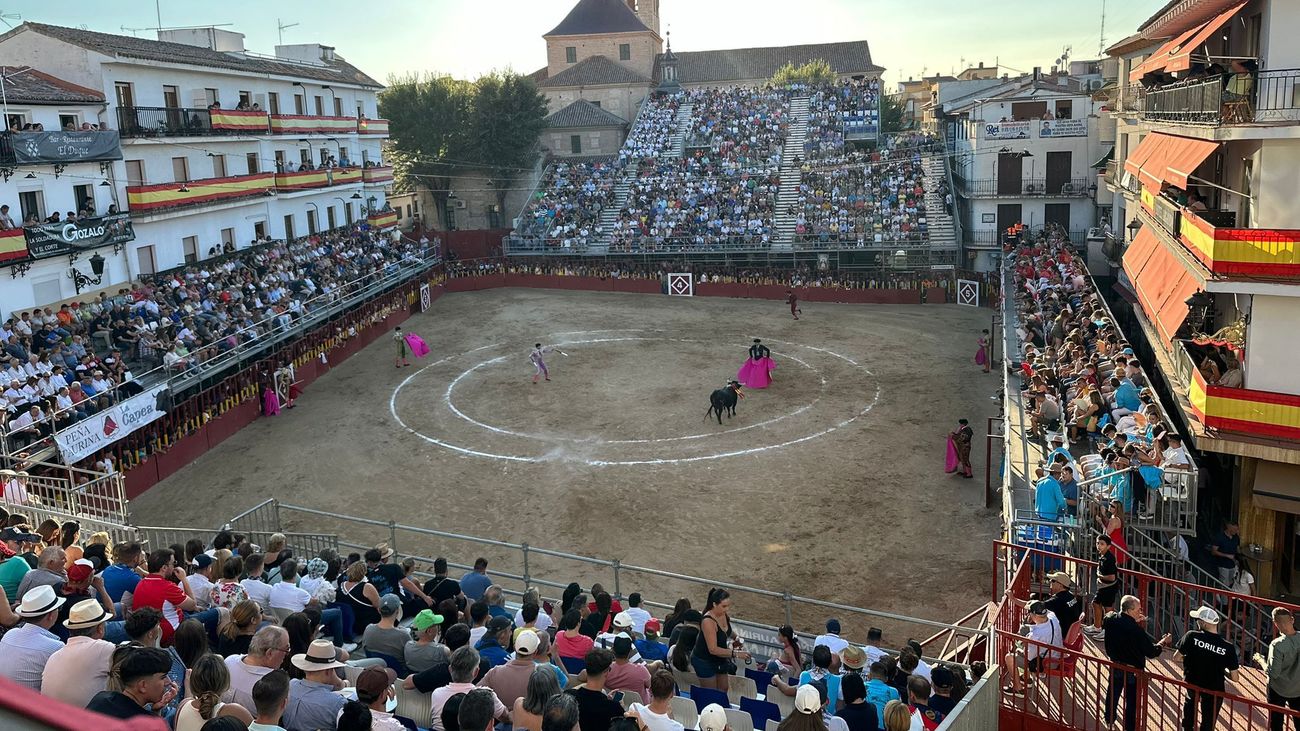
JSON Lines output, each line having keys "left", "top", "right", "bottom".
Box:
{"left": 6, "top": 0, "right": 1162, "bottom": 87}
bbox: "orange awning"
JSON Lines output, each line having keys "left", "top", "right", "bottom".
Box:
{"left": 1157, "top": 135, "right": 1219, "bottom": 189}
{"left": 1124, "top": 227, "right": 1202, "bottom": 342}
{"left": 1129, "top": 23, "right": 1207, "bottom": 82}
{"left": 1165, "top": 2, "right": 1246, "bottom": 74}
{"left": 1123, "top": 134, "right": 1162, "bottom": 181}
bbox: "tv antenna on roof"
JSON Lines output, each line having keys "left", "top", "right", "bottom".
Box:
{"left": 278, "top": 18, "right": 299, "bottom": 45}
{"left": 0, "top": 10, "right": 21, "bottom": 29}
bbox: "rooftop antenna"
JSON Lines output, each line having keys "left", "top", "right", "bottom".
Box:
{"left": 0, "top": 10, "right": 20, "bottom": 29}
{"left": 1099, "top": 0, "right": 1107, "bottom": 57}
{"left": 154, "top": 0, "right": 161, "bottom": 33}
{"left": 278, "top": 18, "right": 299, "bottom": 45}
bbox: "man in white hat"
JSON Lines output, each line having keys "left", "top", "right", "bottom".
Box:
{"left": 0, "top": 584, "right": 67, "bottom": 690}
{"left": 41, "top": 597, "right": 116, "bottom": 706}
{"left": 698, "top": 703, "right": 730, "bottom": 731}
{"left": 480, "top": 628, "right": 542, "bottom": 709}
{"left": 283, "top": 638, "right": 348, "bottom": 731}
{"left": 1174, "top": 605, "right": 1239, "bottom": 731}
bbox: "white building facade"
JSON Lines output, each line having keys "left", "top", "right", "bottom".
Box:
{"left": 943, "top": 72, "right": 1105, "bottom": 271}
{"left": 0, "top": 23, "right": 392, "bottom": 315}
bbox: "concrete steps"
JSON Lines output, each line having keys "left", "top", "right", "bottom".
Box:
{"left": 670, "top": 102, "right": 693, "bottom": 158}
{"left": 923, "top": 154, "right": 958, "bottom": 250}
{"left": 772, "top": 95, "right": 810, "bottom": 249}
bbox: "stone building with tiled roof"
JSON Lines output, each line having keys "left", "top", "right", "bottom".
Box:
{"left": 544, "top": 100, "right": 629, "bottom": 158}
{"left": 536, "top": 0, "right": 881, "bottom": 157}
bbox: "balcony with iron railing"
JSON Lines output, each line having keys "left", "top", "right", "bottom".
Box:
{"left": 1167, "top": 338, "right": 1300, "bottom": 443}
{"left": 126, "top": 172, "right": 276, "bottom": 214}
{"left": 1138, "top": 188, "right": 1300, "bottom": 280}
{"left": 1138, "top": 68, "right": 1300, "bottom": 126}
{"left": 956, "top": 175, "right": 1095, "bottom": 198}
{"left": 115, "top": 106, "right": 391, "bottom": 139}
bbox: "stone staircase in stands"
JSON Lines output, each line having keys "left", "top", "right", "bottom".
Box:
{"left": 772, "top": 95, "right": 810, "bottom": 251}
{"left": 669, "top": 102, "right": 693, "bottom": 158}
{"left": 923, "top": 153, "right": 958, "bottom": 251}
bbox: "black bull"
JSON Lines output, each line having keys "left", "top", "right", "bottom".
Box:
{"left": 705, "top": 381, "right": 743, "bottom": 424}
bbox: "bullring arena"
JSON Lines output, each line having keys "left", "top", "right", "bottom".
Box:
{"left": 131, "top": 281, "right": 1001, "bottom": 633}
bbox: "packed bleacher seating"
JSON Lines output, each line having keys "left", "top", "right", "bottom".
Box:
{"left": 0, "top": 520, "right": 983, "bottom": 729}
{"left": 3, "top": 224, "right": 432, "bottom": 456}
{"left": 610, "top": 154, "right": 779, "bottom": 251}
{"left": 792, "top": 135, "right": 932, "bottom": 244}
{"left": 619, "top": 93, "right": 683, "bottom": 164}
{"left": 684, "top": 87, "right": 790, "bottom": 167}
{"left": 803, "top": 79, "right": 881, "bottom": 160}
{"left": 519, "top": 161, "right": 618, "bottom": 250}
{"left": 1006, "top": 224, "right": 1195, "bottom": 534}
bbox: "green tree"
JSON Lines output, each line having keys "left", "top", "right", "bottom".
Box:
{"left": 770, "top": 59, "right": 837, "bottom": 87}
{"left": 379, "top": 72, "right": 473, "bottom": 226}
{"left": 467, "top": 70, "right": 549, "bottom": 216}
{"left": 880, "top": 93, "right": 907, "bottom": 135}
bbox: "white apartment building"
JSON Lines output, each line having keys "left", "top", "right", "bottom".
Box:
{"left": 0, "top": 23, "right": 393, "bottom": 314}
{"left": 942, "top": 69, "right": 1106, "bottom": 271}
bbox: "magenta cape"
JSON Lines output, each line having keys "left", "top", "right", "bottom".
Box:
{"left": 737, "top": 356, "right": 775, "bottom": 389}
{"left": 404, "top": 332, "right": 430, "bottom": 358}
{"left": 262, "top": 387, "right": 281, "bottom": 416}
{"left": 945, "top": 435, "right": 959, "bottom": 473}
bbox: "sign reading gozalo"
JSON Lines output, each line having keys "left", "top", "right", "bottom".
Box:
{"left": 55, "top": 385, "right": 168, "bottom": 464}
{"left": 24, "top": 213, "right": 136, "bottom": 259}
{"left": 983, "top": 121, "right": 1031, "bottom": 139}
{"left": 1039, "top": 118, "right": 1087, "bottom": 138}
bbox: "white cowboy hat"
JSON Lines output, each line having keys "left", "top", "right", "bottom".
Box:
{"left": 64, "top": 598, "right": 112, "bottom": 629}
{"left": 17, "top": 584, "right": 66, "bottom": 617}
{"left": 292, "top": 639, "right": 345, "bottom": 672}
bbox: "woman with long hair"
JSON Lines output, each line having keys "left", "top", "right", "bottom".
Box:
{"left": 560, "top": 583, "right": 582, "bottom": 616}
{"left": 766, "top": 624, "right": 802, "bottom": 678}
{"left": 215, "top": 600, "right": 262, "bottom": 657}
{"left": 775, "top": 685, "right": 830, "bottom": 731}
{"left": 173, "top": 654, "right": 253, "bottom": 730}
{"left": 59, "top": 521, "right": 83, "bottom": 565}
{"left": 661, "top": 598, "right": 691, "bottom": 642}
{"left": 513, "top": 665, "right": 562, "bottom": 731}
{"left": 340, "top": 559, "right": 381, "bottom": 637}
{"left": 881, "top": 700, "right": 912, "bottom": 731}
{"left": 669, "top": 625, "right": 700, "bottom": 673}
{"left": 692, "top": 588, "right": 750, "bottom": 691}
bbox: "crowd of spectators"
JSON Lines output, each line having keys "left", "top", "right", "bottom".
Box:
{"left": 3, "top": 223, "right": 431, "bottom": 455}
{"left": 792, "top": 135, "right": 934, "bottom": 245}
{"left": 0, "top": 522, "right": 984, "bottom": 730}
{"left": 619, "top": 94, "right": 682, "bottom": 164}
{"left": 520, "top": 162, "right": 618, "bottom": 250}
{"left": 803, "top": 80, "right": 882, "bottom": 160}
{"left": 684, "top": 87, "right": 790, "bottom": 168}
{"left": 1008, "top": 225, "right": 1194, "bottom": 534}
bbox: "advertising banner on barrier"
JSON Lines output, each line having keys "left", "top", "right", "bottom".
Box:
{"left": 1038, "top": 118, "right": 1087, "bottom": 138}
{"left": 55, "top": 385, "right": 168, "bottom": 464}
{"left": 983, "top": 121, "right": 1031, "bottom": 139}
{"left": 24, "top": 213, "right": 136, "bottom": 259}
{"left": 9, "top": 130, "right": 123, "bottom": 164}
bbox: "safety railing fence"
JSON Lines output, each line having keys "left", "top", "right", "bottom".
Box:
{"left": 957, "top": 177, "right": 1094, "bottom": 198}
{"left": 3, "top": 456, "right": 128, "bottom": 526}
{"left": 993, "top": 543, "right": 1300, "bottom": 729}
{"left": 13, "top": 502, "right": 138, "bottom": 548}
{"left": 920, "top": 602, "right": 992, "bottom": 666}
{"left": 133, "top": 524, "right": 339, "bottom": 561}
{"left": 216, "top": 499, "right": 991, "bottom": 668}
{"left": 1140, "top": 68, "right": 1300, "bottom": 126}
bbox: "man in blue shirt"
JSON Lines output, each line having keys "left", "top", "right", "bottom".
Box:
{"left": 475, "top": 617, "right": 512, "bottom": 668}
{"left": 1059, "top": 466, "right": 1080, "bottom": 518}
{"left": 460, "top": 557, "right": 492, "bottom": 602}
{"left": 1210, "top": 521, "right": 1240, "bottom": 587}
{"left": 100, "top": 541, "right": 144, "bottom": 608}
{"left": 1111, "top": 378, "right": 1141, "bottom": 420}
{"left": 1034, "top": 466, "right": 1068, "bottom": 522}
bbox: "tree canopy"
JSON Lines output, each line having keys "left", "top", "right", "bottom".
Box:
{"left": 466, "top": 71, "right": 549, "bottom": 212}
{"left": 880, "top": 93, "right": 906, "bottom": 135}
{"left": 770, "top": 59, "right": 837, "bottom": 87}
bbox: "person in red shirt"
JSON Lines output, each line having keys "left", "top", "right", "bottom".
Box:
{"left": 130, "top": 548, "right": 197, "bottom": 646}
{"left": 786, "top": 290, "right": 801, "bottom": 320}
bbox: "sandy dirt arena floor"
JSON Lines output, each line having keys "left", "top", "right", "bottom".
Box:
{"left": 131, "top": 288, "right": 1003, "bottom": 637}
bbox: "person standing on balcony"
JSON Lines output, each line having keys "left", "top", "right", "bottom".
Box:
{"left": 1084, "top": 535, "right": 1121, "bottom": 639}
{"left": 1210, "top": 522, "right": 1241, "bottom": 587}
{"left": 1173, "top": 606, "right": 1238, "bottom": 731}
{"left": 1255, "top": 607, "right": 1300, "bottom": 731}
{"left": 1101, "top": 595, "right": 1171, "bottom": 731}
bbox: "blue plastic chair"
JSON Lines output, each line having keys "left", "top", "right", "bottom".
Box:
{"left": 691, "top": 685, "right": 731, "bottom": 712}
{"left": 740, "top": 697, "right": 780, "bottom": 729}
{"left": 744, "top": 668, "right": 774, "bottom": 691}
{"left": 560, "top": 655, "right": 587, "bottom": 675}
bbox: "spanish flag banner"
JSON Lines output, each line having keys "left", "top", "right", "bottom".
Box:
{"left": 209, "top": 109, "right": 269, "bottom": 132}
{"left": 367, "top": 211, "right": 398, "bottom": 229}
{"left": 0, "top": 228, "right": 27, "bottom": 262}
{"left": 1179, "top": 209, "right": 1300, "bottom": 277}
{"left": 127, "top": 173, "right": 276, "bottom": 211}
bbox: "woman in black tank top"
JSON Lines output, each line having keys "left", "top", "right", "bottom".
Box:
{"left": 691, "top": 588, "right": 751, "bottom": 692}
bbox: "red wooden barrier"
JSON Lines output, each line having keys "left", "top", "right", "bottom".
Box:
{"left": 926, "top": 286, "right": 948, "bottom": 304}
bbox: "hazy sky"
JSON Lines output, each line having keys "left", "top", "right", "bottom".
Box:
{"left": 7, "top": 0, "right": 1159, "bottom": 86}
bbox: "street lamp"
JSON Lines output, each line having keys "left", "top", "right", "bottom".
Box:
{"left": 69, "top": 252, "right": 106, "bottom": 294}
{"left": 1127, "top": 219, "right": 1142, "bottom": 241}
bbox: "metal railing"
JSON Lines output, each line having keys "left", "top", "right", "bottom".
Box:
{"left": 957, "top": 177, "right": 1095, "bottom": 198}
{"left": 993, "top": 542, "right": 1300, "bottom": 729}
{"left": 213, "top": 498, "right": 993, "bottom": 666}
{"left": 117, "top": 106, "right": 226, "bottom": 137}
{"left": 2, "top": 455, "right": 128, "bottom": 525}
{"left": 1140, "top": 68, "right": 1300, "bottom": 125}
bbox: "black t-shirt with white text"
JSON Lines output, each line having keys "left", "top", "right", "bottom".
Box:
{"left": 1096, "top": 552, "right": 1118, "bottom": 584}
{"left": 1044, "top": 590, "right": 1082, "bottom": 634}
{"left": 1176, "top": 630, "right": 1238, "bottom": 691}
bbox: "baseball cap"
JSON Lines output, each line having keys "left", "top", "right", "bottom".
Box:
{"left": 487, "top": 616, "right": 513, "bottom": 634}
{"left": 191, "top": 554, "right": 214, "bottom": 570}
{"left": 794, "top": 684, "right": 823, "bottom": 714}
{"left": 1046, "top": 571, "right": 1074, "bottom": 588}
{"left": 1190, "top": 606, "right": 1221, "bottom": 625}
{"left": 644, "top": 619, "right": 662, "bottom": 633}
{"left": 378, "top": 594, "right": 402, "bottom": 616}
{"left": 354, "top": 666, "right": 396, "bottom": 705}
{"left": 931, "top": 665, "right": 956, "bottom": 690}
{"left": 1028, "top": 601, "right": 1050, "bottom": 616}
{"left": 698, "top": 704, "right": 728, "bottom": 731}
{"left": 612, "top": 611, "right": 633, "bottom": 629}
{"left": 516, "top": 629, "right": 541, "bottom": 656}
{"left": 411, "top": 609, "right": 444, "bottom": 632}
{"left": 66, "top": 559, "right": 94, "bottom": 583}
{"left": 0, "top": 526, "right": 40, "bottom": 543}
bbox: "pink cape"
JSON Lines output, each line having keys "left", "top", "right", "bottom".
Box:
{"left": 404, "top": 332, "right": 430, "bottom": 358}
{"left": 975, "top": 344, "right": 988, "bottom": 366}
{"left": 262, "top": 387, "right": 281, "bottom": 416}
{"left": 944, "top": 435, "right": 959, "bottom": 473}
{"left": 737, "top": 357, "right": 775, "bottom": 389}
